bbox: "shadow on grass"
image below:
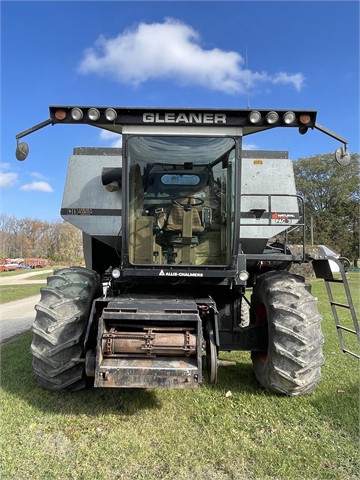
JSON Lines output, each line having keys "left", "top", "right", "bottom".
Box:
{"left": 2, "top": 333, "right": 284, "bottom": 416}
{"left": 215, "top": 356, "right": 260, "bottom": 395}
{"left": 310, "top": 383, "right": 359, "bottom": 438}
{"left": 0, "top": 333, "right": 162, "bottom": 416}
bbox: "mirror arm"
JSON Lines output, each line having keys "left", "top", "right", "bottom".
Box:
{"left": 15, "top": 119, "right": 53, "bottom": 161}
{"left": 16, "top": 119, "right": 53, "bottom": 141}
{"left": 314, "top": 123, "right": 348, "bottom": 150}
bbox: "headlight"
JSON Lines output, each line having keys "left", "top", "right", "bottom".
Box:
{"left": 248, "top": 110, "right": 262, "bottom": 124}
{"left": 265, "top": 111, "right": 279, "bottom": 124}
{"left": 239, "top": 270, "right": 249, "bottom": 281}
{"left": 88, "top": 108, "right": 100, "bottom": 121}
{"left": 71, "top": 108, "right": 83, "bottom": 121}
{"left": 105, "top": 108, "right": 117, "bottom": 122}
{"left": 112, "top": 268, "right": 121, "bottom": 279}
{"left": 283, "top": 111, "right": 296, "bottom": 125}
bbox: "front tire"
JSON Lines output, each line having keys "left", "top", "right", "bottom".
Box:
{"left": 31, "top": 267, "right": 102, "bottom": 391}
{"left": 251, "top": 271, "right": 324, "bottom": 396}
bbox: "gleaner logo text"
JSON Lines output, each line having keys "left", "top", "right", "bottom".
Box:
{"left": 143, "top": 112, "right": 227, "bottom": 124}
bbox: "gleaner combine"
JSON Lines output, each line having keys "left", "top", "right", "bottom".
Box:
{"left": 16, "top": 106, "right": 359, "bottom": 395}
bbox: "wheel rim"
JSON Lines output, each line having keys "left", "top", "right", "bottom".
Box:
{"left": 205, "top": 321, "right": 218, "bottom": 384}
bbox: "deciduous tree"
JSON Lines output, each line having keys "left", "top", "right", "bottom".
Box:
{"left": 293, "top": 153, "right": 359, "bottom": 263}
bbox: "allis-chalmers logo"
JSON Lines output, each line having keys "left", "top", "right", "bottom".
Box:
{"left": 143, "top": 112, "right": 227, "bottom": 124}
{"left": 159, "top": 269, "right": 203, "bottom": 277}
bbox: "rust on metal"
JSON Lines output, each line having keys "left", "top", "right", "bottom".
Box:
{"left": 101, "top": 327, "right": 197, "bottom": 357}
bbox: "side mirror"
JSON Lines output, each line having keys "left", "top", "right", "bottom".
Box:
{"left": 16, "top": 142, "right": 29, "bottom": 161}
{"left": 335, "top": 146, "right": 350, "bottom": 166}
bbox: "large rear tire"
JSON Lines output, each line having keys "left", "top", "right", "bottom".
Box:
{"left": 251, "top": 271, "right": 324, "bottom": 396}
{"left": 31, "top": 267, "right": 102, "bottom": 391}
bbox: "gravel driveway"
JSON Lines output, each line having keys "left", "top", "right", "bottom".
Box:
{"left": 0, "top": 270, "right": 47, "bottom": 345}
{"left": 0, "top": 294, "right": 39, "bottom": 345}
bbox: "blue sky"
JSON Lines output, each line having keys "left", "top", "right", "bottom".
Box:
{"left": 1, "top": 0, "right": 359, "bottom": 221}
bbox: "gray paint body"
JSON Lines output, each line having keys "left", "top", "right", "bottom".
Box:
{"left": 61, "top": 148, "right": 298, "bottom": 256}
{"left": 61, "top": 149, "right": 122, "bottom": 248}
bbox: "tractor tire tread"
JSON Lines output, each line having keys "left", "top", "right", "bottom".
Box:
{"left": 30, "top": 266, "right": 102, "bottom": 391}
{"left": 251, "top": 271, "right": 324, "bottom": 396}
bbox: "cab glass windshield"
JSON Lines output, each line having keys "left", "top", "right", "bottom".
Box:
{"left": 127, "top": 136, "right": 236, "bottom": 266}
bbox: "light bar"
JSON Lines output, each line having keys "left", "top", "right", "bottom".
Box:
{"left": 49, "top": 106, "right": 318, "bottom": 129}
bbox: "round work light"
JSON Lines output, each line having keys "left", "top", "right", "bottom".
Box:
{"left": 283, "top": 111, "right": 296, "bottom": 125}
{"left": 265, "top": 111, "right": 279, "bottom": 124}
{"left": 88, "top": 108, "right": 100, "bottom": 121}
{"left": 249, "top": 110, "right": 262, "bottom": 124}
{"left": 105, "top": 108, "right": 117, "bottom": 122}
{"left": 71, "top": 108, "right": 83, "bottom": 121}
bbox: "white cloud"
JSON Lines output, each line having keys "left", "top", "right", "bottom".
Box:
{"left": 20, "top": 181, "right": 53, "bottom": 192}
{"left": 243, "top": 143, "right": 258, "bottom": 150}
{"left": 0, "top": 164, "right": 53, "bottom": 192}
{"left": 99, "top": 130, "right": 123, "bottom": 148}
{"left": 78, "top": 18, "right": 305, "bottom": 94}
{"left": 272, "top": 72, "right": 305, "bottom": 93}
{"left": 0, "top": 172, "right": 18, "bottom": 189}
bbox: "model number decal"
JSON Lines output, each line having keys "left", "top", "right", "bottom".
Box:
{"left": 66, "top": 208, "right": 93, "bottom": 215}
{"left": 271, "top": 213, "right": 295, "bottom": 224}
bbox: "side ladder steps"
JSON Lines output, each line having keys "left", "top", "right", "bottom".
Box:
{"left": 312, "top": 256, "right": 359, "bottom": 359}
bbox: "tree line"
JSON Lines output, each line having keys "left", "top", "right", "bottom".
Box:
{"left": 293, "top": 153, "right": 359, "bottom": 264}
{"left": 0, "top": 153, "right": 358, "bottom": 265}
{"left": 0, "top": 215, "right": 83, "bottom": 264}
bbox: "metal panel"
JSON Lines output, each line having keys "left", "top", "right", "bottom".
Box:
{"left": 95, "top": 357, "right": 200, "bottom": 388}
{"left": 242, "top": 150, "right": 288, "bottom": 159}
{"left": 122, "top": 125, "right": 243, "bottom": 136}
{"left": 61, "top": 152, "right": 122, "bottom": 236}
{"left": 239, "top": 157, "right": 299, "bottom": 242}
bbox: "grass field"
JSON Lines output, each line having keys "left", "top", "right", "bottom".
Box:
{"left": 0, "top": 275, "right": 359, "bottom": 479}
{"left": 0, "top": 268, "right": 52, "bottom": 303}
{"left": 0, "top": 267, "right": 54, "bottom": 278}
{"left": 0, "top": 284, "right": 44, "bottom": 303}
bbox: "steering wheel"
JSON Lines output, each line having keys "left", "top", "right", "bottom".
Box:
{"left": 172, "top": 196, "right": 204, "bottom": 209}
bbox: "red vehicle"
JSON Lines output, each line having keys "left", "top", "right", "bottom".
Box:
{"left": 24, "top": 258, "right": 51, "bottom": 269}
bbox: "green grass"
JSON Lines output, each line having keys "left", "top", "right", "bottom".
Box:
{"left": 24, "top": 271, "right": 52, "bottom": 281}
{"left": 0, "top": 267, "right": 53, "bottom": 277}
{"left": 0, "top": 268, "right": 53, "bottom": 303}
{"left": 0, "top": 276, "right": 359, "bottom": 479}
{"left": 0, "top": 284, "right": 44, "bottom": 303}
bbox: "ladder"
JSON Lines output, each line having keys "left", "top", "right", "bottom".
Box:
{"left": 312, "top": 256, "right": 359, "bottom": 359}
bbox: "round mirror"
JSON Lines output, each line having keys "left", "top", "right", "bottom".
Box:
{"left": 335, "top": 146, "right": 350, "bottom": 166}
{"left": 16, "top": 142, "right": 29, "bottom": 161}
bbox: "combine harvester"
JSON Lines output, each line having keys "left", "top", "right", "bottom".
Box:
{"left": 15, "top": 105, "right": 359, "bottom": 395}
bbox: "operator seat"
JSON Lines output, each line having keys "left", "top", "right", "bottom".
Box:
{"left": 158, "top": 197, "right": 204, "bottom": 263}
{"left": 165, "top": 198, "right": 204, "bottom": 234}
